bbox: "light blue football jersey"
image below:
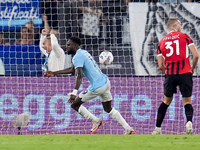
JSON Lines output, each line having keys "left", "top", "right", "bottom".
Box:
{"left": 72, "top": 49, "right": 107, "bottom": 91}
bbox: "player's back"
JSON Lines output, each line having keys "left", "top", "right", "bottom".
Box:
{"left": 73, "top": 49, "right": 107, "bottom": 91}
{"left": 158, "top": 31, "right": 193, "bottom": 75}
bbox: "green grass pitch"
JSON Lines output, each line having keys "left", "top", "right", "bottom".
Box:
{"left": 0, "top": 134, "right": 200, "bottom": 150}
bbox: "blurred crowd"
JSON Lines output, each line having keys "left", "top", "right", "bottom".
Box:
{"left": 0, "top": 0, "right": 199, "bottom": 47}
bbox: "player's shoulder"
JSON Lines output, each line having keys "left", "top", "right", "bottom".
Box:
{"left": 180, "top": 32, "right": 194, "bottom": 43}
{"left": 160, "top": 32, "right": 172, "bottom": 42}
{"left": 173, "top": 32, "right": 191, "bottom": 38}
{"left": 177, "top": 32, "right": 187, "bottom": 36}
{"left": 182, "top": 32, "right": 193, "bottom": 39}
{"left": 74, "top": 49, "right": 87, "bottom": 60}
{"left": 159, "top": 36, "right": 166, "bottom": 45}
{"left": 75, "top": 49, "right": 85, "bottom": 56}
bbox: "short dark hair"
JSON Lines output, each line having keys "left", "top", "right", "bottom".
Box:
{"left": 69, "top": 36, "right": 81, "bottom": 46}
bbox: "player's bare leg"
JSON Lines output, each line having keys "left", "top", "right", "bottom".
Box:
{"left": 71, "top": 96, "right": 103, "bottom": 134}
{"left": 102, "top": 101, "right": 135, "bottom": 134}
{"left": 152, "top": 96, "right": 172, "bottom": 135}
{"left": 183, "top": 97, "right": 193, "bottom": 134}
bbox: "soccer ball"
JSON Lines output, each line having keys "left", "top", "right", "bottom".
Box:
{"left": 99, "top": 51, "right": 114, "bottom": 65}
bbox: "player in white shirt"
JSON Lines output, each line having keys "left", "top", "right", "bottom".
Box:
{"left": 44, "top": 36, "right": 135, "bottom": 134}
{"left": 39, "top": 29, "right": 65, "bottom": 72}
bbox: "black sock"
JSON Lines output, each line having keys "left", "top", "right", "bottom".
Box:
{"left": 184, "top": 104, "right": 193, "bottom": 122}
{"left": 156, "top": 102, "right": 169, "bottom": 127}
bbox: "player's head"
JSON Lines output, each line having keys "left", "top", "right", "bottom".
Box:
{"left": 42, "top": 34, "right": 52, "bottom": 53}
{"left": 167, "top": 18, "right": 182, "bottom": 32}
{"left": 66, "top": 36, "right": 81, "bottom": 55}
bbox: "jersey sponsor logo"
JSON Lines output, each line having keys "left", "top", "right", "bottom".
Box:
{"left": 82, "top": 90, "right": 88, "bottom": 95}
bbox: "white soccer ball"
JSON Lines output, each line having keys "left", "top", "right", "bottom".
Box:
{"left": 99, "top": 51, "right": 114, "bottom": 65}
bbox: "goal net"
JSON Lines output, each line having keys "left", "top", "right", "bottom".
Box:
{"left": 0, "top": 1, "right": 200, "bottom": 135}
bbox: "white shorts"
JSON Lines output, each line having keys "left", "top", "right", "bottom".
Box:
{"left": 79, "top": 78, "right": 112, "bottom": 103}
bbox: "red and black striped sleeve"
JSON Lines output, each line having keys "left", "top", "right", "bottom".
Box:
{"left": 184, "top": 33, "right": 194, "bottom": 45}
{"left": 157, "top": 45, "right": 162, "bottom": 56}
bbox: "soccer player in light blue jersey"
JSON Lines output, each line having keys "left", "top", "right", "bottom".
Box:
{"left": 44, "top": 36, "right": 135, "bottom": 134}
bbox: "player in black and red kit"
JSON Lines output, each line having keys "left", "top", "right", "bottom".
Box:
{"left": 152, "top": 18, "right": 199, "bottom": 135}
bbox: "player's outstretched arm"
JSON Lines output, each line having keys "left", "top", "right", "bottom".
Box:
{"left": 44, "top": 65, "right": 75, "bottom": 77}
{"left": 74, "top": 67, "right": 83, "bottom": 90}
{"left": 39, "top": 29, "right": 48, "bottom": 56}
{"left": 189, "top": 44, "right": 199, "bottom": 73}
{"left": 42, "top": 15, "right": 50, "bottom": 34}
{"left": 43, "top": 71, "right": 55, "bottom": 77}
{"left": 50, "top": 33, "right": 65, "bottom": 58}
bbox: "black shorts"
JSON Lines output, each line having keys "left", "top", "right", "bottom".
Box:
{"left": 164, "top": 73, "right": 193, "bottom": 97}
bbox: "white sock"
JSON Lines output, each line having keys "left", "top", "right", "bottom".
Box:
{"left": 78, "top": 105, "right": 99, "bottom": 122}
{"left": 155, "top": 127, "right": 161, "bottom": 132}
{"left": 109, "top": 108, "right": 131, "bottom": 130}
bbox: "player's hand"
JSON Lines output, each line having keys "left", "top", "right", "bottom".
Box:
{"left": 42, "top": 29, "right": 47, "bottom": 36}
{"left": 191, "top": 67, "right": 195, "bottom": 74}
{"left": 67, "top": 89, "right": 78, "bottom": 104}
{"left": 43, "top": 71, "right": 55, "bottom": 77}
{"left": 67, "top": 94, "right": 76, "bottom": 104}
